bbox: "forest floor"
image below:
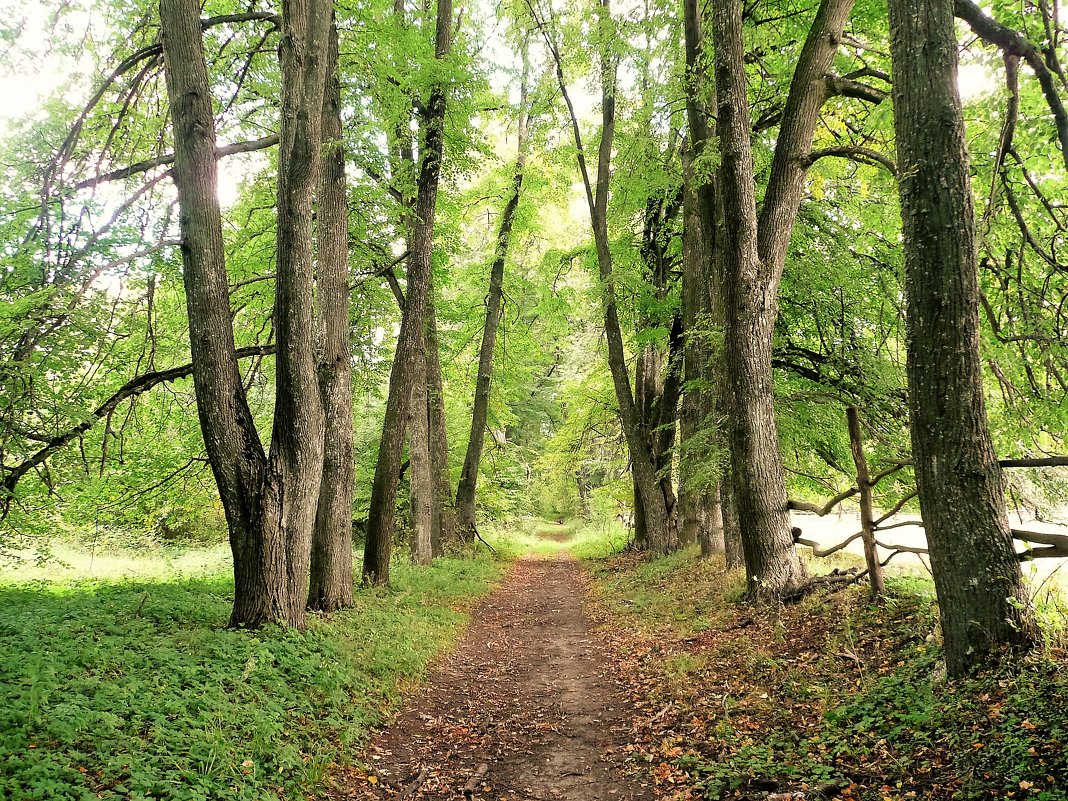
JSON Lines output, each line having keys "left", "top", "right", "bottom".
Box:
{"left": 329, "top": 552, "right": 646, "bottom": 800}
{"left": 328, "top": 538, "right": 1068, "bottom": 801}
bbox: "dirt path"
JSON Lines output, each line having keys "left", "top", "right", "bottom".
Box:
{"left": 330, "top": 554, "right": 644, "bottom": 800}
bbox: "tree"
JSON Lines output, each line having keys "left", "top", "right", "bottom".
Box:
{"left": 887, "top": 0, "right": 1034, "bottom": 675}
{"left": 363, "top": 0, "right": 453, "bottom": 584}
{"left": 308, "top": 20, "right": 355, "bottom": 612}
{"left": 160, "top": 0, "right": 332, "bottom": 627}
{"left": 455, "top": 37, "right": 532, "bottom": 536}
{"left": 679, "top": 0, "right": 727, "bottom": 560}
{"left": 707, "top": 0, "right": 855, "bottom": 598}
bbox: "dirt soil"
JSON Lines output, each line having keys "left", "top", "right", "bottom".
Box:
{"left": 329, "top": 554, "right": 646, "bottom": 800}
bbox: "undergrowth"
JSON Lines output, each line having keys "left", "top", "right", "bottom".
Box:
{"left": 0, "top": 555, "right": 501, "bottom": 800}
{"left": 588, "top": 549, "right": 1068, "bottom": 800}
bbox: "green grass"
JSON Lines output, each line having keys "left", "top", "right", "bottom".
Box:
{"left": 586, "top": 544, "right": 746, "bottom": 632}
{"left": 483, "top": 516, "right": 631, "bottom": 559}
{"left": 0, "top": 554, "right": 502, "bottom": 800}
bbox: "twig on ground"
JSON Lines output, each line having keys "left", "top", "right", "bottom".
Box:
{"left": 397, "top": 766, "right": 429, "bottom": 799}
{"left": 463, "top": 763, "right": 489, "bottom": 796}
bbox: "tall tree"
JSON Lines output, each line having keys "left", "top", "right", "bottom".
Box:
{"left": 363, "top": 0, "right": 453, "bottom": 584}
{"left": 308, "top": 20, "right": 355, "bottom": 612}
{"left": 708, "top": 0, "right": 854, "bottom": 598}
{"left": 455, "top": 37, "right": 531, "bottom": 536}
{"left": 888, "top": 0, "right": 1033, "bottom": 675}
{"left": 159, "top": 0, "right": 332, "bottom": 626}
{"left": 535, "top": 0, "right": 677, "bottom": 555}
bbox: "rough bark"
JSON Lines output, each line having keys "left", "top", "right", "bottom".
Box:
{"left": 160, "top": 0, "right": 274, "bottom": 623}
{"left": 308, "top": 21, "right": 355, "bottom": 613}
{"left": 160, "top": 0, "right": 331, "bottom": 627}
{"left": 721, "top": 479, "right": 744, "bottom": 569}
{"left": 710, "top": 0, "right": 852, "bottom": 599}
{"left": 363, "top": 0, "right": 452, "bottom": 585}
{"left": 409, "top": 347, "right": 434, "bottom": 565}
{"left": 888, "top": 0, "right": 1033, "bottom": 675}
{"left": 455, "top": 43, "right": 529, "bottom": 535}
{"left": 680, "top": 0, "right": 727, "bottom": 559}
{"left": 425, "top": 294, "right": 454, "bottom": 553}
{"left": 678, "top": 154, "right": 715, "bottom": 552}
{"left": 709, "top": 0, "right": 802, "bottom": 599}
{"left": 267, "top": 0, "right": 332, "bottom": 623}
{"left": 632, "top": 183, "right": 685, "bottom": 548}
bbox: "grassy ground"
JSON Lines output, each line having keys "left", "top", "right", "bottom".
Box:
{"left": 482, "top": 516, "right": 630, "bottom": 559}
{"left": 585, "top": 547, "right": 1068, "bottom": 800}
{"left": 0, "top": 545, "right": 503, "bottom": 801}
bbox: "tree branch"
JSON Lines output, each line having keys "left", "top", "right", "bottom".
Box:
{"left": 956, "top": 0, "right": 1068, "bottom": 172}
{"left": 74, "top": 134, "right": 281, "bottom": 190}
{"left": 806, "top": 145, "right": 897, "bottom": 176}
{"left": 0, "top": 345, "right": 276, "bottom": 512}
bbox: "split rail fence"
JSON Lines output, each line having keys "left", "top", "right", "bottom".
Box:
{"left": 788, "top": 407, "right": 1068, "bottom": 599}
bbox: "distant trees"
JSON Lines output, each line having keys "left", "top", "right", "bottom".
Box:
{"left": 534, "top": 0, "right": 680, "bottom": 556}
{"left": 455, "top": 39, "right": 531, "bottom": 538}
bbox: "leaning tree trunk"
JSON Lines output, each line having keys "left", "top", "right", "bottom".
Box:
{"left": 888, "top": 0, "right": 1033, "bottom": 676}
{"left": 308, "top": 20, "right": 355, "bottom": 613}
{"left": 455, "top": 45, "right": 529, "bottom": 535}
{"left": 160, "top": 0, "right": 274, "bottom": 623}
{"left": 709, "top": 0, "right": 854, "bottom": 598}
{"left": 160, "top": 0, "right": 331, "bottom": 628}
{"left": 363, "top": 0, "right": 452, "bottom": 585}
{"left": 541, "top": 0, "right": 677, "bottom": 555}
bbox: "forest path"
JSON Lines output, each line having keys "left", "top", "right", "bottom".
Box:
{"left": 330, "top": 553, "right": 644, "bottom": 800}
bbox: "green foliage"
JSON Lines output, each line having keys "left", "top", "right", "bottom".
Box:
{"left": 0, "top": 555, "right": 501, "bottom": 800}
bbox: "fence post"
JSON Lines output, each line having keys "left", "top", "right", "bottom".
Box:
{"left": 847, "top": 406, "right": 885, "bottom": 600}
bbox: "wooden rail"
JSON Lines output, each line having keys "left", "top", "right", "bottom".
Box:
{"left": 788, "top": 407, "right": 1068, "bottom": 598}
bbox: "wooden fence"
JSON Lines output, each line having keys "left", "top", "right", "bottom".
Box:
{"left": 788, "top": 407, "right": 1068, "bottom": 599}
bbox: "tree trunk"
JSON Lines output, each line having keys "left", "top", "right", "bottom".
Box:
{"left": 308, "top": 21, "right": 355, "bottom": 613}
{"left": 721, "top": 479, "right": 744, "bottom": 569}
{"left": 268, "top": 0, "right": 332, "bottom": 623}
{"left": 160, "top": 0, "right": 330, "bottom": 628}
{"left": 425, "top": 293, "right": 454, "bottom": 554}
{"left": 363, "top": 0, "right": 452, "bottom": 585}
{"left": 888, "top": 0, "right": 1033, "bottom": 675}
{"left": 698, "top": 488, "right": 725, "bottom": 557}
{"left": 543, "top": 0, "right": 676, "bottom": 555}
{"left": 709, "top": 0, "right": 853, "bottom": 599}
{"left": 846, "top": 406, "right": 884, "bottom": 601}
{"left": 681, "top": 0, "right": 726, "bottom": 559}
{"left": 455, "top": 43, "right": 529, "bottom": 534}
{"left": 678, "top": 161, "right": 714, "bottom": 551}
{"left": 708, "top": 0, "right": 804, "bottom": 599}
{"left": 409, "top": 346, "right": 434, "bottom": 565}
